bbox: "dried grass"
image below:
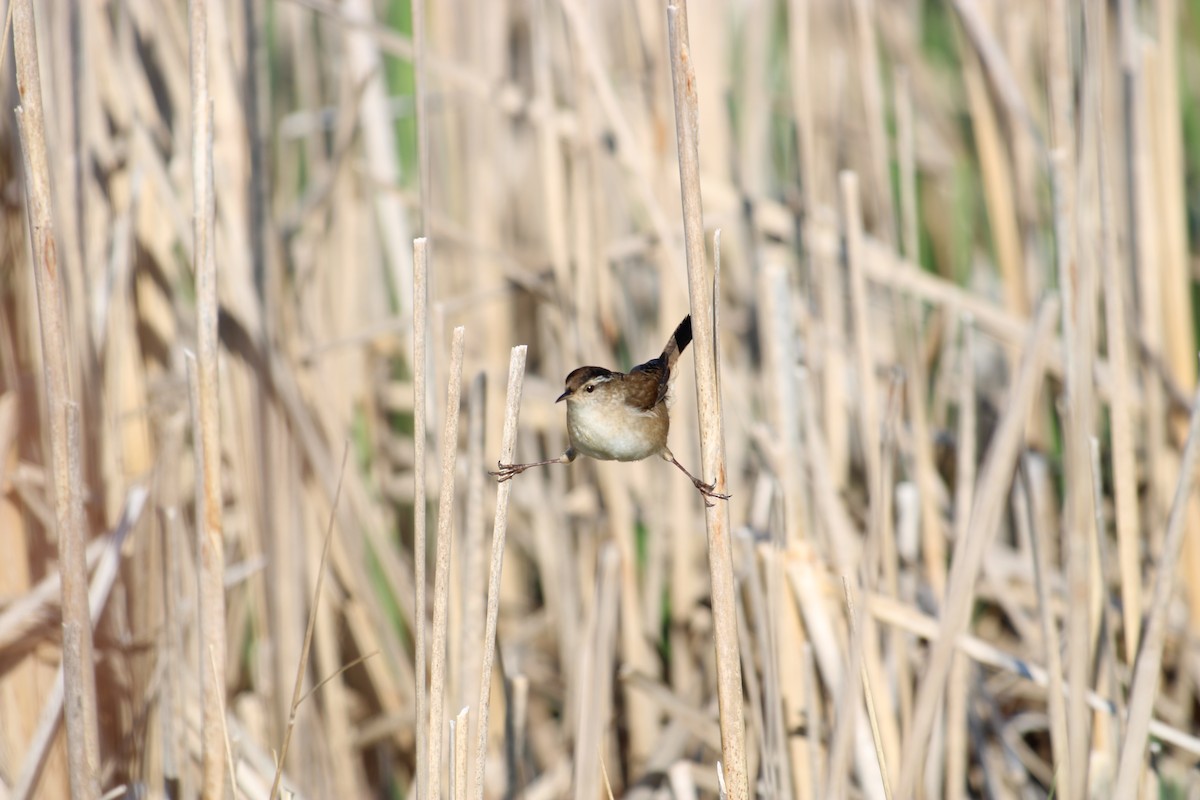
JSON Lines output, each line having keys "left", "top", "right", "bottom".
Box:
{"left": 5, "top": 1, "right": 1200, "bottom": 797}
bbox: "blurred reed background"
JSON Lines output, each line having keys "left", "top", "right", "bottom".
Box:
{"left": 4, "top": 0, "right": 1200, "bottom": 797}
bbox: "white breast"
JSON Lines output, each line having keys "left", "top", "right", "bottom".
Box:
{"left": 567, "top": 400, "right": 665, "bottom": 462}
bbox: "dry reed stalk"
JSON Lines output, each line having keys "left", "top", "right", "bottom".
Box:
{"left": 620, "top": 672, "right": 722, "bottom": 751}
{"left": 756, "top": 264, "right": 809, "bottom": 800}
{"left": 894, "top": 70, "right": 917, "bottom": 266}
{"left": 573, "top": 545, "right": 621, "bottom": 800}
{"left": 849, "top": 0, "right": 895, "bottom": 244}
{"left": 874, "top": 387, "right": 906, "bottom": 782}
{"left": 1153, "top": 0, "right": 1194, "bottom": 404}
{"left": 944, "top": 653, "right": 968, "bottom": 800}
{"left": 1114, "top": 382, "right": 1200, "bottom": 794}
{"left": 1118, "top": 0, "right": 1166, "bottom": 560}
{"left": 341, "top": 0, "right": 412, "bottom": 313}
{"left": 737, "top": 0, "right": 770, "bottom": 200}
{"left": 950, "top": 0, "right": 1043, "bottom": 150}
{"left": 857, "top": 573, "right": 1200, "bottom": 757}
{"left": 843, "top": 172, "right": 902, "bottom": 788}
{"left": 557, "top": 0, "right": 673, "bottom": 250}
{"left": 1132, "top": 45, "right": 1169, "bottom": 560}
{"left": 758, "top": 545, "right": 800, "bottom": 800}
{"left": 1087, "top": 435, "right": 1118, "bottom": 767}
{"left": 1092, "top": 0, "right": 1141, "bottom": 663}
{"left": 1151, "top": 2, "right": 1200, "bottom": 639}
{"left": 841, "top": 172, "right": 882, "bottom": 521}
{"left": 472, "top": 346, "right": 527, "bottom": 800}
{"left": 843, "top": 580, "right": 893, "bottom": 800}
{"left": 0, "top": 534, "right": 111, "bottom": 653}
{"left": 428, "top": 325, "right": 465, "bottom": 800}
{"left": 308, "top": 481, "right": 360, "bottom": 800}
{"left": 816, "top": 237, "right": 849, "bottom": 490}
{"left": 1081, "top": 1, "right": 1119, "bottom": 770}
{"left": 733, "top": 554, "right": 766, "bottom": 790}
{"left": 798, "top": 367, "right": 860, "bottom": 572}
{"left": 529, "top": 0, "right": 570, "bottom": 297}
{"left": 412, "top": 0, "right": 430, "bottom": 237}
{"left": 1052, "top": 142, "right": 1099, "bottom": 800}
{"left": 10, "top": 488, "right": 146, "bottom": 800}
{"left": 666, "top": 6, "right": 747, "bottom": 798}
{"left": 759, "top": 263, "right": 806, "bottom": 544}
{"left": 961, "top": 32, "right": 1026, "bottom": 317}
{"left": 459, "top": 374, "right": 487, "bottom": 718}
{"left": 268, "top": 446, "right": 348, "bottom": 799}
{"left": 187, "top": 0, "right": 227, "bottom": 794}
{"left": 896, "top": 298, "right": 1058, "bottom": 797}
{"left": 800, "top": 642, "right": 823, "bottom": 799}
{"left": 784, "top": 542, "right": 880, "bottom": 797}
{"left": 12, "top": 2, "right": 100, "bottom": 797}
{"left": 944, "top": 314, "right": 976, "bottom": 800}
{"left": 1014, "top": 463, "right": 1071, "bottom": 789}
{"left": 265, "top": 349, "right": 416, "bottom": 728}
{"left": 952, "top": 314, "right": 976, "bottom": 537}
{"left": 452, "top": 706, "right": 469, "bottom": 800}
{"left": 786, "top": 0, "right": 817, "bottom": 218}
{"left": 413, "top": 237, "right": 430, "bottom": 800}
{"left": 604, "top": 462, "right": 658, "bottom": 772}
{"left": 893, "top": 72, "right": 945, "bottom": 602}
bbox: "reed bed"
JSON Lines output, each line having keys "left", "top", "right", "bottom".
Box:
{"left": 4, "top": 0, "right": 1200, "bottom": 798}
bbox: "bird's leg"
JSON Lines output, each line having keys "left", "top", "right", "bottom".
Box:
{"left": 491, "top": 448, "right": 576, "bottom": 482}
{"left": 662, "top": 451, "right": 730, "bottom": 506}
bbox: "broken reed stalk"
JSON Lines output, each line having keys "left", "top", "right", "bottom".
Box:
{"left": 452, "top": 706, "right": 469, "bottom": 800}
{"left": 188, "top": 0, "right": 226, "bottom": 794}
{"left": 1114, "top": 379, "right": 1200, "bottom": 795}
{"left": 413, "top": 237, "right": 430, "bottom": 800}
{"left": 428, "top": 326, "right": 465, "bottom": 800}
{"left": 473, "top": 346, "right": 527, "bottom": 800}
{"left": 896, "top": 298, "right": 1058, "bottom": 797}
{"left": 12, "top": 1, "right": 101, "bottom": 797}
{"left": 665, "top": 6, "right": 748, "bottom": 798}
{"left": 269, "top": 446, "right": 349, "bottom": 800}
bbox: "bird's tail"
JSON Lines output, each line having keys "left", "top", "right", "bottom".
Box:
{"left": 661, "top": 315, "right": 693, "bottom": 370}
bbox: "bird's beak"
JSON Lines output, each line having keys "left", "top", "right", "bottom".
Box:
{"left": 556, "top": 388, "right": 570, "bottom": 403}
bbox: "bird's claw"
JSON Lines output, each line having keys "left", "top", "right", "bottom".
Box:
{"left": 694, "top": 480, "right": 730, "bottom": 507}
{"left": 489, "top": 462, "right": 523, "bottom": 483}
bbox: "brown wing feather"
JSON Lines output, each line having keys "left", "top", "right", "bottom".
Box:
{"left": 626, "top": 315, "right": 692, "bottom": 411}
{"left": 626, "top": 361, "right": 668, "bottom": 411}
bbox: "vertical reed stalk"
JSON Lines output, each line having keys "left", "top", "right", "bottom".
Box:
{"left": 428, "top": 326, "right": 466, "bottom": 800}
{"left": 666, "top": 5, "right": 748, "bottom": 798}
{"left": 413, "top": 237, "right": 430, "bottom": 800}
{"left": 13, "top": 4, "right": 100, "bottom": 797}
{"left": 188, "top": 0, "right": 226, "bottom": 793}
{"left": 473, "top": 346, "right": 528, "bottom": 800}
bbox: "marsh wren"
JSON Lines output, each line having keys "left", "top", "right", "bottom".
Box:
{"left": 491, "top": 315, "right": 729, "bottom": 505}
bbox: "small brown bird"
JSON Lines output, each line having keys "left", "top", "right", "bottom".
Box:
{"left": 491, "top": 315, "right": 729, "bottom": 504}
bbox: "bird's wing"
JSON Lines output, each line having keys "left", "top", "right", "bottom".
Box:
{"left": 628, "top": 356, "right": 670, "bottom": 411}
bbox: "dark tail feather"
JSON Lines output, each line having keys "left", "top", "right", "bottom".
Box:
{"left": 662, "top": 314, "right": 692, "bottom": 368}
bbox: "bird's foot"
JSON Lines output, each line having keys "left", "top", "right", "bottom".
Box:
{"left": 490, "top": 462, "right": 527, "bottom": 483}
{"left": 693, "top": 479, "right": 730, "bottom": 507}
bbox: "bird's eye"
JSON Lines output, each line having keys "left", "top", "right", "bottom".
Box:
{"left": 586, "top": 385, "right": 595, "bottom": 393}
